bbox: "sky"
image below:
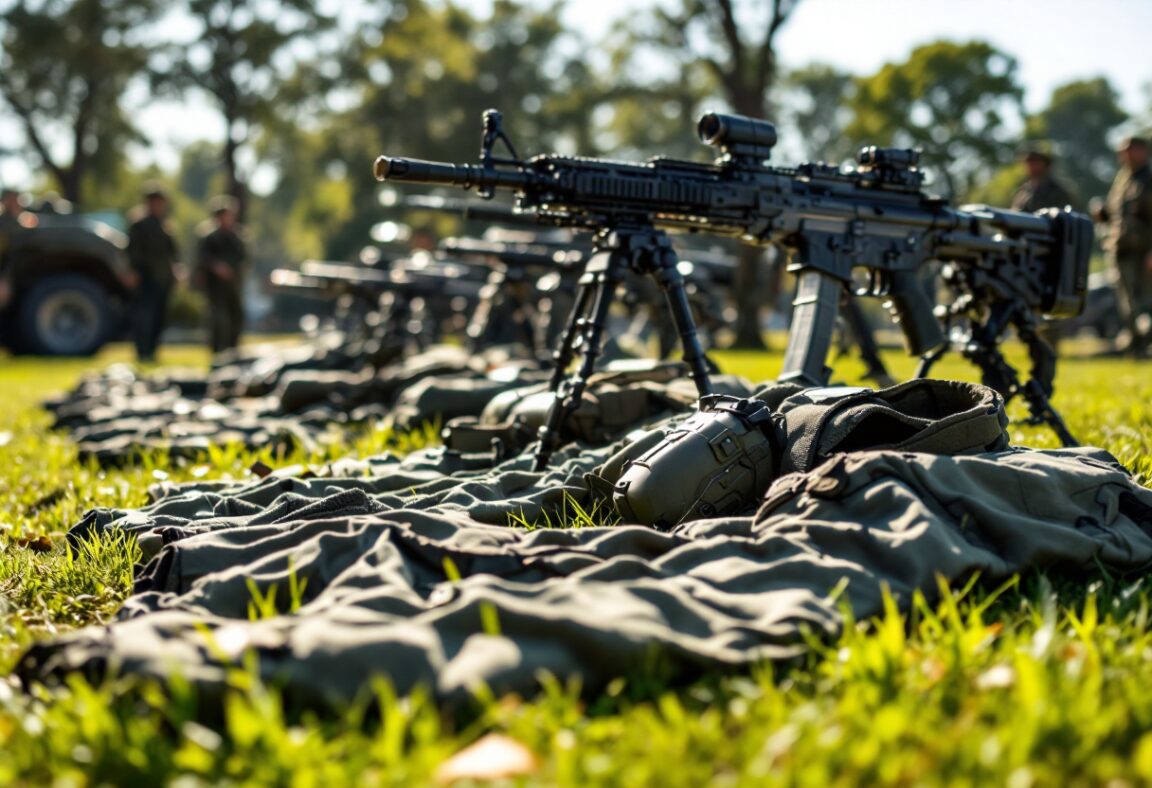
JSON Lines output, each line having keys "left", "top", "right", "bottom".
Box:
{"left": 2, "top": 0, "right": 1150, "bottom": 195}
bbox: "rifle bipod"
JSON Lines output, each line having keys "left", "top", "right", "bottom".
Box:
{"left": 532, "top": 228, "right": 715, "bottom": 470}
{"left": 915, "top": 301, "right": 1079, "bottom": 448}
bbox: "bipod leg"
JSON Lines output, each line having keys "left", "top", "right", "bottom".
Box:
{"left": 842, "top": 296, "right": 895, "bottom": 388}
{"left": 544, "top": 278, "right": 595, "bottom": 391}
{"left": 533, "top": 270, "right": 620, "bottom": 471}
{"left": 1015, "top": 319, "right": 1079, "bottom": 447}
{"left": 965, "top": 335, "right": 1080, "bottom": 448}
{"left": 915, "top": 344, "right": 949, "bottom": 379}
{"left": 1022, "top": 380, "right": 1079, "bottom": 447}
{"left": 651, "top": 246, "right": 714, "bottom": 397}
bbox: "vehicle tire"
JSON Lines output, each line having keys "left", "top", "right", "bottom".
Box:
{"left": 16, "top": 274, "right": 112, "bottom": 356}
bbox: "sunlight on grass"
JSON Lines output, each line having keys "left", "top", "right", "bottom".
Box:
{"left": 0, "top": 339, "right": 1149, "bottom": 784}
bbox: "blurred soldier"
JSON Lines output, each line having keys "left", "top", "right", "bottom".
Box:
{"left": 1094, "top": 136, "right": 1152, "bottom": 356}
{"left": 196, "top": 195, "right": 247, "bottom": 354}
{"left": 0, "top": 188, "right": 37, "bottom": 311}
{"left": 1010, "top": 146, "right": 1077, "bottom": 350}
{"left": 126, "top": 185, "right": 180, "bottom": 363}
{"left": 1011, "top": 145, "right": 1075, "bottom": 213}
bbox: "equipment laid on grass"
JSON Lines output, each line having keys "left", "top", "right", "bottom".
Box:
{"left": 375, "top": 109, "right": 1094, "bottom": 459}
{"left": 611, "top": 379, "right": 1009, "bottom": 527}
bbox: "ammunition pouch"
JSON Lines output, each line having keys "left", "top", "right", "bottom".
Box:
{"left": 613, "top": 395, "right": 784, "bottom": 527}
{"left": 444, "top": 360, "right": 750, "bottom": 458}
{"left": 441, "top": 417, "right": 535, "bottom": 456}
{"left": 443, "top": 382, "right": 683, "bottom": 457}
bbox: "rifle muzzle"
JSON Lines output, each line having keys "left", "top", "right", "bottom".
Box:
{"left": 373, "top": 157, "right": 533, "bottom": 193}
{"left": 373, "top": 156, "right": 470, "bottom": 184}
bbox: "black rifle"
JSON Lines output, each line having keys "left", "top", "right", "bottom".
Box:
{"left": 270, "top": 259, "right": 483, "bottom": 347}
{"left": 375, "top": 109, "right": 1092, "bottom": 466}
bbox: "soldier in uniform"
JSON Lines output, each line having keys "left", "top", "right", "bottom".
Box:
{"left": 196, "top": 195, "right": 247, "bottom": 354}
{"left": 1011, "top": 145, "right": 1075, "bottom": 213}
{"left": 126, "top": 186, "right": 180, "bottom": 362}
{"left": 1094, "top": 136, "right": 1152, "bottom": 357}
{"left": 0, "top": 188, "right": 31, "bottom": 311}
{"left": 1010, "top": 147, "right": 1077, "bottom": 349}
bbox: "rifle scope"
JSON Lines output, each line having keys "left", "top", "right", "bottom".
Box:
{"left": 697, "top": 113, "right": 777, "bottom": 157}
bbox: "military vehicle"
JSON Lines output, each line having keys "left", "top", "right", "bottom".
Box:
{"left": 1, "top": 213, "right": 132, "bottom": 356}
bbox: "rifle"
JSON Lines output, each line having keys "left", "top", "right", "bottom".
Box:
{"left": 375, "top": 109, "right": 1093, "bottom": 467}
{"left": 270, "top": 259, "right": 483, "bottom": 346}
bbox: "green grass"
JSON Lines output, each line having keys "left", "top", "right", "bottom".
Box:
{"left": 1, "top": 339, "right": 1151, "bottom": 785}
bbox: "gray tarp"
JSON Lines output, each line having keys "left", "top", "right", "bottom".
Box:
{"left": 17, "top": 437, "right": 1152, "bottom": 711}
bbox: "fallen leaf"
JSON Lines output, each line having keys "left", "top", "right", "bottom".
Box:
{"left": 15, "top": 534, "right": 53, "bottom": 553}
{"left": 435, "top": 733, "right": 539, "bottom": 784}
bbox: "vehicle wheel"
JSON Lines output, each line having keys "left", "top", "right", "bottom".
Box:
{"left": 16, "top": 274, "right": 112, "bottom": 356}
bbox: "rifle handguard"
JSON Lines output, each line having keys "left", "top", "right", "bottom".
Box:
{"left": 613, "top": 395, "right": 784, "bottom": 527}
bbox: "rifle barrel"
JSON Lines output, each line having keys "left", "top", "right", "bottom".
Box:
{"left": 374, "top": 156, "right": 532, "bottom": 191}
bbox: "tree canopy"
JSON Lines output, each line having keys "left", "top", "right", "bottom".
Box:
{"left": 0, "top": 0, "right": 164, "bottom": 205}
{"left": 847, "top": 40, "right": 1025, "bottom": 198}
{"left": 0, "top": 0, "right": 1142, "bottom": 330}
{"left": 1028, "top": 77, "right": 1128, "bottom": 203}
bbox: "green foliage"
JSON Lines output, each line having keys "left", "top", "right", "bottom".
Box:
{"left": 778, "top": 63, "right": 857, "bottom": 163}
{"left": 0, "top": 340, "right": 1151, "bottom": 782}
{"left": 507, "top": 490, "right": 621, "bottom": 530}
{"left": 0, "top": 0, "right": 165, "bottom": 204}
{"left": 306, "top": 0, "right": 600, "bottom": 260}
{"left": 612, "top": 0, "right": 802, "bottom": 350}
{"left": 1027, "top": 77, "right": 1129, "bottom": 204}
{"left": 847, "top": 40, "right": 1025, "bottom": 199}
{"left": 967, "top": 160, "right": 1028, "bottom": 209}
{"left": 159, "top": 0, "right": 337, "bottom": 210}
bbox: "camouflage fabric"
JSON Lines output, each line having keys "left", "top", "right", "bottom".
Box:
{"left": 1010, "top": 175, "right": 1075, "bottom": 213}
{"left": 1104, "top": 163, "right": 1152, "bottom": 257}
{"left": 1103, "top": 163, "right": 1152, "bottom": 349}
{"left": 16, "top": 382, "right": 1152, "bottom": 712}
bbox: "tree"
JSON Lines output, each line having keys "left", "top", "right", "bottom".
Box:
{"left": 777, "top": 63, "right": 856, "bottom": 163}
{"left": 622, "top": 0, "right": 804, "bottom": 348}
{"left": 1026, "top": 78, "right": 1128, "bottom": 204}
{"left": 0, "top": 0, "right": 161, "bottom": 205}
{"left": 299, "top": 0, "right": 599, "bottom": 260}
{"left": 847, "top": 40, "right": 1025, "bottom": 200}
{"left": 160, "top": 0, "right": 335, "bottom": 217}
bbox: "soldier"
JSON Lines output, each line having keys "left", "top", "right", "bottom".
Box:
{"left": 1094, "top": 136, "right": 1152, "bottom": 357}
{"left": 1009, "top": 147, "right": 1077, "bottom": 350}
{"left": 196, "top": 195, "right": 247, "bottom": 354}
{"left": 0, "top": 188, "right": 36, "bottom": 312}
{"left": 1011, "top": 145, "right": 1076, "bottom": 213}
{"left": 125, "top": 185, "right": 180, "bottom": 363}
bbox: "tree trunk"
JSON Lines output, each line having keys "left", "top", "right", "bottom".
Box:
{"left": 59, "top": 168, "right": 83, "bottom": 206}
{"left": 725, "top": 91, "right": 771, "bottom": 349}
{"left": 223, "top": 111, "right": 248, "bottom": 222}
{"left": 730, "top": 244, "right": 768, "bottom": 348}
